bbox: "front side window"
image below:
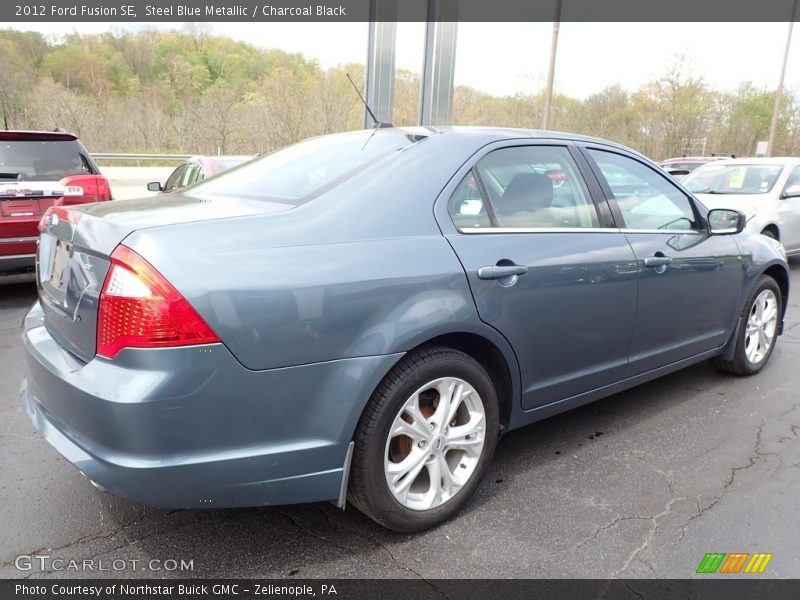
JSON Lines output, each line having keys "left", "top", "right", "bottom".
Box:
{"left": 448, "top": 145, "right": 599, "bottom": 230}
{"left": 164, "top": 164, "right": 189, "bottom": 192}
{"left": 783, "top": 165, "right": 800, "bottom": 192}
{"left": 589, "top": 149, "right": 699, "bottom": 231}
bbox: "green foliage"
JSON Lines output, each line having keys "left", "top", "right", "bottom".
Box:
{"left": 1, "top": 28, "right": 798, "bottom": 160}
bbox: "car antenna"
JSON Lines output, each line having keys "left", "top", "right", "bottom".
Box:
{"left": 2, "top": 101, "right": 8, "bottom": 130}
{"left": 347, "top": 73, "right": 392, "bottom": 129}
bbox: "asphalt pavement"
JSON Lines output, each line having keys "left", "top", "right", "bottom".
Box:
{"left": 1, "top": 261, "right": 799, "bottom": 579}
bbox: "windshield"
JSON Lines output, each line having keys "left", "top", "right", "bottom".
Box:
{"left": 189, "top": 131, "right": 422, "bottom": 204}
{"left": 683, "top": 163, "right": 783, "bottom": 195}
{"left": 216, "top": 157, "right": 251, "bottom": 170}
{"left": 0, "top": 140, "right": 90, "bottom": 181}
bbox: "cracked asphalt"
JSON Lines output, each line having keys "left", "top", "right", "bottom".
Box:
{"left": 2, "top": 259, "right": 799, "bottom": 580}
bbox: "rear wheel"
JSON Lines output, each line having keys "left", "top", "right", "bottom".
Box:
{"left": 349, "top": 346, "right": 499, "bottom": 532}
{"left": 713, "top": 275, "right": 781, "bottom": 375}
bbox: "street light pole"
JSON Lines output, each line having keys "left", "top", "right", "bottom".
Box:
{"left": 541, "top": 0, "right": 562, "bottom": 130}
{"left": 767, "top": 0, "right": 797, "bottom": 156}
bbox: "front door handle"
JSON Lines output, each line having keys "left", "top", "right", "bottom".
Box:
{"left": 477, "top": 264, "right": 528, "bottom": 280}
{"left": 643, "top": 255, "right": 672, "bottom": 268}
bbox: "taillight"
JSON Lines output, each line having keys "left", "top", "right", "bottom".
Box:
{"left": 59, "top": 175, "right": 113, "bottom": 204}
{"left": 97, "top": 245, "right": 220, "bottom": 359}
{"left": 38, "top": 206, "right": 81, "bottom": 232}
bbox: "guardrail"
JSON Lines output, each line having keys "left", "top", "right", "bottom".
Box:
{"left": 92, "top": 153, "right": 194, "bottom": 161}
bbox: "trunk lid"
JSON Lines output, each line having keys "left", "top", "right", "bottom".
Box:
{"left": 37, "top": 193, "right": 292, "bottom": 362}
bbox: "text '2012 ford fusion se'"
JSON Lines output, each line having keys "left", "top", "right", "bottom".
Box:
{"left": 21, "top": 128, "right": 788, "bottom": 531}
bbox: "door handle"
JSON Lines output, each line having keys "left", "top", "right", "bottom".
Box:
{"left": 643, "top": 255, "right": 672, "bottom": 268}
{"left": 477, "top": 264, "right": 529, "bottom": 280}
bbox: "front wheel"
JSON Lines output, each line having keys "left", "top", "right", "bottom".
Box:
{"left": 713, "top": 275, "right": 782, "bottom": 375}
{"left": 348, "top": 346, "right": 499, "bottom": 532}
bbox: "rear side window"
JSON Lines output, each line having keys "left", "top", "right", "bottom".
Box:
{"left": 0, "top": 140, "right": 90, "bottom": 181}
{"left": 448, "top": 145, "right": 600, "bottom": 230}
{"left": 589, "top": 149, "right": 699, "bottom": 231}
{"left": 190, "top": 131, "right": 422, "bottom": 204}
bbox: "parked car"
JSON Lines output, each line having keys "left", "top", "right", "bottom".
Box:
{"left": 0, "top": 129, "right": 112, "bottom": 279}
{"left": 682, "top": 157, "right": 800, "bottom": 255}
{"left": 659, "top": 156, "right": 731, "bottom": 180}
{"left": 21, "top": 128, "right": 788, "bottom": 532}
{"left": 147, "top": 155, "right": 253, "bottom": 193}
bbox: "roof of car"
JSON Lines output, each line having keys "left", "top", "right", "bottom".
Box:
{"left": 711, "top": 157, "right": 800, "bottom": 166}
{"left": 189, "top": 155, "right": 253, "bottom": 161}
{"left": 660, "top": 157, "right": 722, "bottom": 163}
{"left": 325, "top": 126, "right": 637, "bottom": 158}
{"left": 409, "top": 125, "right": 621, "bottom": 146}
{"left": 0, "top": 130, "right": 78, "bottom": 141}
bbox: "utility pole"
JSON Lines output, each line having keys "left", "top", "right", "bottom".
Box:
{"left": 767, "top": 0, "right": 797, "bottom": 156}
{"left": 541, "top": 0, "right": 562, "bottom": 130}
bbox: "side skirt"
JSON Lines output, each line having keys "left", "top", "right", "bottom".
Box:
{"left": 508, "top": 347, "right": 722, "bottom": 431}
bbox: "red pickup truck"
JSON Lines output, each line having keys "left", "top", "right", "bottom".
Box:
{"left": 0, "top": 130, "right": 112, "bottom": 279}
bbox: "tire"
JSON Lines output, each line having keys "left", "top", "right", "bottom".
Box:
{"left": 761, "top": 228, "right": 777, "bottom": 240}
{"left": 713, "top": 275, "right": 782, "bottom": 376}
{"left": 348, "top": 346, "right": 500, "bottom": 532}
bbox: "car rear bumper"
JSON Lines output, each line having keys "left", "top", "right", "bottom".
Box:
{"left": 0, "top": 220, "right": 38, "bottom": 273}
{"left": 21, "top": 301, "right": 402, "bottom": 508}
{"left": 0, "top": 252, "right": 35, "bottom": 274}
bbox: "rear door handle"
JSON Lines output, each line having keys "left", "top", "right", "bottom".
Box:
{"left": 643, "top": 256, "right": 672, "bottom": 268}
{"left": 477, "top": 264, "right": 529, "bottom": 280}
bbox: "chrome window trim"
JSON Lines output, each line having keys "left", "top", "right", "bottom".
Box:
{"left": 459, "top": 227, "right": 620, "bottom": 234}
{"left": 0, "top": 253, "right": 36, "bottom": 260}
{"left": 458, "top": 227, "right": 708, "bottom": 235}
{"left": 0, "top": 236, "right": 39, "bottom": 244}
{"left": 619, "top": 229, "right": 705, "bottom": 235}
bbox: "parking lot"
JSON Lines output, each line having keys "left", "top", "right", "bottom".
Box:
{"left": 1, "top": 261, "right": 799, "bottom": 579}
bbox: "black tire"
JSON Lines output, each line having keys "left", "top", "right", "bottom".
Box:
{"left": 713, "top": 275, "right": 782, "bottom": 376}
{"left": 761, "top": 228, "right": 777, "bottom": 240}
{"left": 348, "top": 346, "right": 500, "bottom": 532}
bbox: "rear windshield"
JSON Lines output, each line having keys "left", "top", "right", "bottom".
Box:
{"left": 216, "top": 157, "right": 251, "bottom": 170}
{"left": 189, "top": 131, "right": 422, "bottom": 204}
{"left": 0, "top": 140, "right": 91, "bottom": 181}
{"left": 683, "top": 164, "right": 784, "bottom": 195}
{"left": 661, "top": 162, "right": 703, "bottom": 172}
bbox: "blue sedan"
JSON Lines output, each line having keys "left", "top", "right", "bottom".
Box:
{"left": 21, "top": 128, "right": 788, "bottom": 531}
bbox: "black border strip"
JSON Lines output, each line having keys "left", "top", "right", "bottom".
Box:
{"left": 3, "top": 0, "right": 800, "bottom": 23}
{"left": 4, "top": 579, "right": 800, "bottom": 600}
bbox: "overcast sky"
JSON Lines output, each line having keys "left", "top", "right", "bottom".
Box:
{"left": 9, "top": 22, "right": 800, "bottom": 99}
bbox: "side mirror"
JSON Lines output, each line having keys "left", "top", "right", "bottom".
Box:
{"left": 782, "top": 183, "right": 800, "bottom": 199}
{"left": 708, "top": 208, "right": 746, "bottom": 235}
{"left": 147, "top": 181, "right": 163, "bottom": 192}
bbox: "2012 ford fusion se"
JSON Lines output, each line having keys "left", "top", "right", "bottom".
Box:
{"left": 21, "top": 128, "right": 788, "bottom": 532}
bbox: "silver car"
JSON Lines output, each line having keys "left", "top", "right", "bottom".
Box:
{"left": 683, "top": 157, "right": 800, "bottom": 254}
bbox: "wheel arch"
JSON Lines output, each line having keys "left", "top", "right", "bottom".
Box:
{"left": 718, "top": 261, "right": 789, "bottom": 361}
{"left": 347, "top": 327, "right": 521, "bottom": 446}
{"left": 761, "top": 224, "right": 780, "bottom": 240}
{"left": 413, "top": 332, "right": 515, "bottom": 432}
{"left": 763, "top": 263, "right": 789, "bottom": 324}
